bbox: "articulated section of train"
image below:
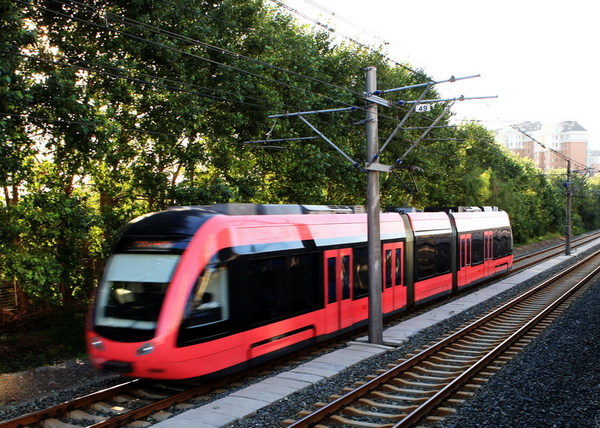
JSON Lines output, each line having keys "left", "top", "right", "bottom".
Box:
{"left": 87, "top": 204, "right": 512, "bottom": 380}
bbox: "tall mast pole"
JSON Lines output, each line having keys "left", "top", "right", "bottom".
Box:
{"left": 565, "top": 160, "right": 572, "bottom": 255}
{"left": 365, "top": 66, "right": 383, "bottom": 344}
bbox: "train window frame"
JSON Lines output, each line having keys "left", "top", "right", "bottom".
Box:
{"left": 187, "top": 264, "right": 230, "bottom": 323}
{"left": 94, "top": 253, "right": 180, "bottom": 343}
{"left": 471, "top": 232, "right": 484, "bottom": 265}
{"left": 395, "top": 248, "right": 403, "bottom": 286}
{"left": 384, "top": 249, "right": 393, "bottom": 289}
{"left": 415, "top": 234, "right": 452, "bottom": 281}
{"left": 352, "top": 246, "right": 369, "bottom": 300}
{"left": 177, "top": 263, "right": 232, "bottom": 347}
{"left": 229, "top": 250, "right": 323, "bottom": 329}
{"left": 327, "top": 257, "right": 337, "bottom": 303}
{"left": 493, "top": 228, "right": 513, "bottom": 259}
{"left": 342, "top": 255, "right": 351, "bottom": 300}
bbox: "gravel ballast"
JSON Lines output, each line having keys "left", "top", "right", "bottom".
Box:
{"left": 226, "top": 248, "right": 600, "bottom": 428}
{"left": 1, "top": 240, "right": 599, "bottom": 427}
{"left": 439, "top": 276, "right": 600, "bottom": 428}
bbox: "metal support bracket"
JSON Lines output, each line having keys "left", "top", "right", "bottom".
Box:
{"left": 364, "top": 162, "right": 392, "bottom": 172}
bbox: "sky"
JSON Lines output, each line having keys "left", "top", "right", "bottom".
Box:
{"left": 277, "top": 0, "right": 599, "bottom": 150}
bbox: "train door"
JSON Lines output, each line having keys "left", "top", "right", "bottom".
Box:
{"left": 458, "top": 235, "right": 471, "bottom": 287}
{"left": 382, "top": 242, "right": 406, "bottom": 313}
{"left": 484, "top": 231, "right": 493, "bottom": 277}
{"left": 323, "top": 249, "right": 353, "bottom": 333}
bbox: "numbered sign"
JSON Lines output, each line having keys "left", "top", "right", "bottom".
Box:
{"left": 415, "top": 104, "right": 431, "bottom": 113}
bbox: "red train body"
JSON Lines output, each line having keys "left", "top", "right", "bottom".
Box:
{"left": 87, "top": 204, "right": 512, "bottom": 380}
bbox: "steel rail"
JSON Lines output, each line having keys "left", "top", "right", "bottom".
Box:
{"left": 286, "top": 249, "right": 600, "bottom": 427}
{"left": 514, "top": 230, "right": 600, "bottom": 265}
{"left": 3, "top": 234, "right": 598, "bottom": 428}
{"left": 394, "top": 252, "right": 600, "bottom": 427}
{"left": 87, "top": 382, "right": 218, "bottom": 428}
{"left": 0, "top": 379, "right": 142, "bottom": 428}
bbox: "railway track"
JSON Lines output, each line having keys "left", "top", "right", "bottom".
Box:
{"left": 0, "top": 329, "right": 350, "bottom": 428}
{"left": 512, "top": 230, "right": 600, "bottom": 270}
{"left": 2, "top": 233, "right": 598, "bottom": 428}
{"left": 0, "top": 378, "right": 217, "bottom": 428}
{"left": 284, "top": 249, "right": 600, "bottom": 427}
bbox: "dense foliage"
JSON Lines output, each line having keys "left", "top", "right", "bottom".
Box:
{"left": 1, "top": 0, "right": 599, "bottom": 313}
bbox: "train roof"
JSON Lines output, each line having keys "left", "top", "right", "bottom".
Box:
{"left": 191, "top": 203, "right": 364, "bottom": 215}
{"left": 451, "top": 210, "right": 511, "bottom": 232}
{"left": 112, "top": 204, "right": 509, "bottom": 253}
{"left": 114, "top": 208, "right": 216, "bottom": 252}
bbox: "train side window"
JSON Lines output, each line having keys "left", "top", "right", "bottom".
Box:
{"left": 248, "top": 257, "right": 287, "bottom": 324}
{"left": 385, "top": 249, "right": 393, "bottom": 289}
{"left": 472, "top": 232, "right": 484, "bottom": 265}
{"left": 342, "top": 255, "right": 351, "bottom": 300}
{"left": 395, "top": 248, "right": 402, "bottom": 286}
{"left": 288, "top": 253, "right": 321, "bottom": 313}
{"left": 178, "top": 264, "right": 231, "bottom": 346}
{"left": 416, "top": 238, "right": 436, "bottom": 280}
{"left": 504, "top": 229, "right": 513, "bottom": 255}
{"left": 435, "top": 236, "right": 451, "bottom": 274}
{"left": 327, "top": 257, "right": 337, "bottom": 303}
{"left": 460, "top": 236, "right": 472, "bottom": 268}
{"left": 493, "top": 230, "right": 501, "bottom": 258}
{"left": 493, "top": 229, "right": 512, "bottom": 258}
{"left": 353, "top": 246, "right": 369, "bottom": 299}
{"left": 485, "top": 235, "right": 493, "bottom": 260}
{"left": 186, "top": 265, "right": 229, "bottom": 325}
{"left": 467, "top": 238, "right": 472, "bottom": 265}
{"left": 416, "top": 235, "right": 452, "bottom": 281}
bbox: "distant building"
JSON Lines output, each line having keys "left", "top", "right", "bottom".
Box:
{"left": 589, "top": 150, "right": 600, "bottom": 173}
{"left": 495, "top": 121, "right": 589, "bottom": 172}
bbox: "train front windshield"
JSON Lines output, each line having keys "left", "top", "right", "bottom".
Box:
{"left": 94, "top": 253, "right": 180, "bottom": 333}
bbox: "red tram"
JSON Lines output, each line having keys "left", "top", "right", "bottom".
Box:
{"left": 87, "top": 204, "right": 512, "bottom": 380}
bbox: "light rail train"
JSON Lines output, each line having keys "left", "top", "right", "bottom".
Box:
{"left": 87, "top": 204, "right": 512, "bottom": 380}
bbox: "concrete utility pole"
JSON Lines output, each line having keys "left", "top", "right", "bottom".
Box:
{"left": 262, "top": 70, "right": 489, "bottom": 346}
{"left": 510, "top": 126, "right": 582, "bottom": 257}
{"left": 365, "top": 66, "right": 383, "bottom": 344}
{"left": 565, "top": 160, "right": 572, "bottom": 255}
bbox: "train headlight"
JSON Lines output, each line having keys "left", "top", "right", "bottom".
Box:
{"left": 136, "top": 342, "right": 155, "bottom": 356}
{"left": 90, "top": 337, "right": 104, "bottom": 351}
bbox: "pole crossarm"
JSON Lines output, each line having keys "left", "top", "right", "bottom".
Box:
{"left": 268, "top": 106, "right": 357, "bottom": 118}
{"left": 399, "top": 125, "right": 455, "bottom": 130}
{"left": 397, "top": 94, "right": 497, "bottom": 105}
{"left": 393, "top": 102, "right": 454, "bottom": 167}
{"left": 369, "top": 84, "right": 433, "bottom": 163}
{"left": 241, "top": 136, "right": 319, "bottom": 144}
{"left": 297, "top": 115, "right": 361, "bottom": 169}
{"left": 374, "top": 73, "right": 481, "bottom": 95}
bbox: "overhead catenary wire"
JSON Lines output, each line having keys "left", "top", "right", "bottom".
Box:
{"left": 18, "top": 0, "right": 433, "bottom": 133}
{"left": 269, "top": 0, "right": 430, "bottom": 80}
{"left": 0, "top": 43, "right": 297, "bottom": 113}
{"left": 13, "top": 0, "right": 463, "bottom": 167}
{"left": 23, "top": 0, "right": 365, "bottom": 107}
{"left": 3, "top": 43, "right": 367, "bottom": 140}
{"left": 6, "top": 0, "right": 512, "bottom": 195}
{"left": 0, "top": 47, "right": 275, "bottom": 111}
{"left": 0, "top": 111, "right": 183, "bottom": 139}
{"left": 19, "top": 0, "right": 399, "bottom": 139}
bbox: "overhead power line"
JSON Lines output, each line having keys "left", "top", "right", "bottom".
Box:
{"left": 269, "top": 0, "right": 429, "bottom": 79}
{"left": 0, "top": 47, "right": 274, "bottom": 111}
{"left": 0, "top": 111, "right": 183, "bottom": 139}
{"left": 22, "top": 0, "right": 364, "bottom": 108}
{"left": 12, "top": 0, "right": 456, "bottom": 145}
